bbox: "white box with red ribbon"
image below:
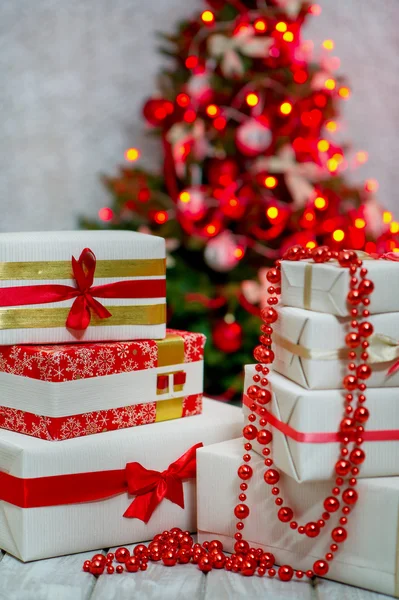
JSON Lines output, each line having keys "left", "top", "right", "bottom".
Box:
{"left": 0, "top": 398, "right": 242, "bottom": 561}
{"left": 274, "top": 306, "right": 399, "bottom": 389}
{"left": 0, "top": 230, "right": 166, "bottom": 344}
{"left": 197, "top": 438, "right": 399, "bottom": 598}
{"left": 243, "top": 366, "right": 399, "bottom": 482}
{"left": 281, "top": 256, "right": 399, "bottom": 316}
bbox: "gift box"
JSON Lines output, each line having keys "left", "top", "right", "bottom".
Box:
{"left": 0, "top": 329, "right": 205, "bottom": 440}
{"left": 243, "top": 366, "right": 399, "bottom": 482}
{"left": 274, "top": 305, "right": 399, "bottom": 389}
{"left": 281, "top": 257, "right": 399, "bottom": 315}
{"left": 0, "top": 398, "right": 242, "bottom": 561}
{"left": 0, "top": 230, "right": 166, "bottom": 344}
{"left": 197, "top": 438, "right": 399, "bottom": 598}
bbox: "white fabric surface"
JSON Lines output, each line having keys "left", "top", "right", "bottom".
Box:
{"left": 0, "top": 0, "right": 398, "bottom": 233}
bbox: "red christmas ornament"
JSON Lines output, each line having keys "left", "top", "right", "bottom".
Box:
{"left": 143, "top": 97, "right": 174, "bottom": 127}
{"left": 207, "top": 158, "right": 239, "bottom": 188}
{"left": 212, "top": 319, "right": 243, "bottom": 353}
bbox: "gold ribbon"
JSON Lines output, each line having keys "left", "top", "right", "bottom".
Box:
{"left": 0, "top": 258, "right": 166, "bottom": 280}
{"left": 155, "top": 397, "right": 184, "bottom": 422}
{"left": 0, "top": 304, "right": 165, "bottom": 329}
{"left": 156, "top": 334, "right": 185, "bottom": 367}
{"left": 275, "top": 332, "right": 399, "bottom": 364}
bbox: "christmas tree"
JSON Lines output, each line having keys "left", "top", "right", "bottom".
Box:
{"left": 83, "top": 0, "right": 398, "bottom": 399}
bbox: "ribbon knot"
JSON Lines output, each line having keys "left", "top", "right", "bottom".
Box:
{"left": 123, "top": 442, "right": 203, "bottom": 523}
{"left": 66, "top": 248, "right": 112, "bottom": 330}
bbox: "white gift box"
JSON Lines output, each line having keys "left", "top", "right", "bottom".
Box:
{"left": 197, "top": 438, "right": 399, "bottom": 598}
{"left": 281, "top": 258, "right": 399, "bottom": 316}
{"left": 243, "top": 366, "right": 399, "bottom": 482}
{"left": 0, "top": 230, "right": 166, "bottom": 344}
{"left": 274, "top": 306, "right": 399, "bottom": 389}
{"left": 0, "top": 398, "right": 241, "bottom": 561}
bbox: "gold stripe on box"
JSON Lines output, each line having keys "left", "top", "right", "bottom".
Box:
{"left": 156, "top": 334, "right": 185, "bottom": 367}
{"left": 155, "top": 397, "right": 184, "bottom": 423}
{"left": 0, "top": 258, "right": 166, "bottom": 280}
{"left": 0, "top": 304, "right": 166, "bottom": 330}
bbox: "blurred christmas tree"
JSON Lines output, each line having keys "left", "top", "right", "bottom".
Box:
{"left": 82, "top": 0, "right": 398, "bottom": 399}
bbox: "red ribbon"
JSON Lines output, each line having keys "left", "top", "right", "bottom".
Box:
{"left": 0, "top": 443, "right": 202, "bottom": 522}
{"left": 243, "top": 395, "right": 399, "bottom": 443}
{"left": 0, "top": 248, "right": 166, "bottom": 330}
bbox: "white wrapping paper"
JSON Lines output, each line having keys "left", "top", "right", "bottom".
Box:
{"left": 0, "top": 399, "right": 242, "bottom": 561}
{"left": 197, "top": 439, "right": 399, "bottom": 598}
{"left": 281, "top": 258, "right": 399, "bottom": 315}
{"left": 243, "top": 366, "right": 399, "bottom": 482}
{"left": 0, "top": 230, "right": 166, "bottom": 344}
{"left": 274, "top": 306, "right": 399, "bottom": 389}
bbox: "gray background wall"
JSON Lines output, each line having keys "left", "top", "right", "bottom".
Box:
{"left": 0, "top": 0, "right": 398, "bottom": 232}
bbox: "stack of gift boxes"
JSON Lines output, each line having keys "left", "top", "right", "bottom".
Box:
{"left": 0, "top": 230, "right": 241, "bottom": 562}
{"left": 198, "top": 257, "right": 399, "bottom": 597}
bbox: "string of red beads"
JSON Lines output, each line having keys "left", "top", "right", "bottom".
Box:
{"left": 82, "top": 246, "right": 374, "bottom": 583}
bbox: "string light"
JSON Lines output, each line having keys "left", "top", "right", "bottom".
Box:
{"left": 339, "top": 87, "right": 351, "bottom": 99}
{"left": 179, "top": 191, "right": 191, "bottom": 203}
{"left": 356, "top": 151, "right": 368, "bottom": 164}
{"left": 394, "top": 248, "right": 399, "bottom": 253}
{"left": 246, "top": 93, "right": 259, "bottom": 107}
{"left": 184, "top": 109, "right": 196, "bottom": 123}
{"left": 304, "top": 211, "right": 315, "bottom": 223}
{"left": 383, "top": 211, "right": 393, "bottom": 224}
{"left": 354, "top": 218, "right": 366, "bottom": 229}
{"left": 124, "top": 148, "right": 140, "bottom": 162}
{"left": 306, "top": 241, "right": 316, "bottom": 249}
{"left": 324, "top": 78, "right": 336, "bottom": 90}
{"left": 254, "top": 19, "right": 267, "bottom": 32}
{"left": 280, "top": 102, "right": 292, "bottom": 115}
{"left": 327, "top": 158, "right": 339, "bottom": 172}
{"left": 332, "top": 229, "right": 345, "bottom": 242}
{"left": 275, "top": 22, "right": 287, "bottom": 32}
{"left": 294, "top": 70, "right": 308, "bottom": 84}
{"left": 326, "top": 121, "right": 337, "bottom": 132}
{"left": 283, "top": 32, "right": 294, "bottom": 42}
{"left": 264, "top": 176, "right": 277, "bottom": 189}
{"left": 314, "top": 93, "right": 327, "bottom": 107}
{"left": 365, "top": 179, "right": 379, "bottom": 192}
{"left": 206, "top": 223, "right": 218, "bottom": 236}
{"left": 314, "top": 196, "right": 327, "bottom": 210}
{"left": 206, "top": 104, "right": 219, "bottom": 117}
{"left": 176, "top": 93, "right": 190, "bottom": 107}
{"left": 266, "top": 206, "right": 279, "bottom": 220}
{"left": 213, "top": 116, "right": 227, "bottom": 130}
{"left": 322, "top": 39, "right": 335, "bottom": 50}
{"left": 201, "top": 10, "right": 215, "bottom": 24}
{"left": 233, "top": 247, "right": 245, "bottom": 259}
{"left": 391, "top": 222, "right": 399, "bottom": 234}
{"left": 98, "top": 207, "right": 113, "bottom": 222}
{"left": 154, "top": 211, "right": 168, "bottom": 224}
{"left": 317, "top": 140, "right": 330, "bottom": 152}
{"left": 310, "top": 4, "right": 322, "bottom": 15}
{"left": 185, "top": 56, "right": 198, "bottom": 69}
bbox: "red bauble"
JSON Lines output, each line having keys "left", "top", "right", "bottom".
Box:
{"left": 143, "top": 97, "right": 173, "bottom": 127}
{"left": 207, "top": 158, "right": 239, "bottom": 188}
{"left": 212, "top": 319, "right": 243, "bottom": 353}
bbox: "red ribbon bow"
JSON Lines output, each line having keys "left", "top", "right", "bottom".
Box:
{"left": 124, "top": 442, "right": 203, "bottom": 523}
{"left": 0, "top": 247, "right": 165, "bottom": 330}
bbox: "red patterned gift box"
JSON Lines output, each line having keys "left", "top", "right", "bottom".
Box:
{"left": 0, "top": 329, "right": 205, "bottom": 441}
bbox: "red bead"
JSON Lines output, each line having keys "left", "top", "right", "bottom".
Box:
{"left": 268, "top": 568, "right": 276, "bottom": 577}
{"left": 318, "top": 519, "right": 325, "bottom": 528}
{"left": 248, "top": 414, "right": 256, "bottom": 422}
{"left": 241, "top": 559, "right": 256, "bottom": 576}
{"left": 312, "top": 246, "right": 330, "bottom": 263}
{"left": 162, "top": 550, "right": 178, "bottom": 566}
{"left": 255, "top": 364, "right": 263, "bottom": 372}
{"left": 361, "top": 352, "right": 369, "bottom": 360}
{"left": 275, "top": 497, "right": 283, "bottom": 506}
{"left": 298, "top": 526, "right": 305, "bottom": 534}
{"left": 243, "top": 454, "right": 251, "bottom": 462}
{"left": 92, "top": 554, "right": 106, "bottom": 565}
{"left": 211, "top": 552, "right": 226, "bottom": 569}
{"left": 322, "top": 512, "right": 330, "bottom": 520}
{"left": 247, "top": 386, "right": 260, "bottom": 400}
{"left": 338, "top": 250, "right": 356, "bottom": 267}
{"left": 107, "top": 565, "right": 115, "bottom": 574}
{"left": 238, "top": 464, "right": 253, "bottom": 480}
{"left": 258, "top": 567, "right": 266, "bottom": 576}
{"left": 236, "top": 522, "right": 244, "bottom": 530}
{"left": 340, "top": 517, "right": 348, "bottom": 525}
{"left": 265, "top": 458, "right": 273, "bottom": 467}
{"left": 332, "top": 527, "right": 347, "bottom": 543}
{"left": 260, "top": 552, "right": 275, "bottom": 568}
{"left": 354, "top": 406, "right": 369, "bottom": 423}
{"left": 107, "top": 553, "right": 115, "bottom": 561}
{"left": 262, "top": 447, "right": 271, "bottom": 456}
{"left": 264, "top": 469, "right": 280, "bottom": 485}
{"left": 347, "top": 290, "right": 362, "bottom": 306}
{"left": 290, "top": 521, "right": 298, "bottom": 529}
{"left": 339, "top": 418, "right": 356, "bottom": 434}
{"left": 278, "top": 507, "right": 293, "bottom": 522}
{"left": 313, "top": 560, "right": 329, "bottom": 576}
{"left": 83, "top": 560, "right": 91, "bottom": 572}
{"left": 254, "top": 346, "right": 275, "bottom": 363}
{"left": 150, "top": 551, "right": 161, "bottom": 561}
{"left": 330, "top": 544, "right": 338, "bottom": 552}
{"left": 271, "top": 487, "right": 279, "bottom": 495}
{"left": 336, "top": 477, "right": 344, "bottom": 486}
{"left": 348, "top": 351, "right": 356, "bottom": 360}
{"left": 359, "top": 322, "right": 374, "bottom": 337}
{"left": 115, "top": 565, "right": 124, "bottom": 574}
{"left": 134, "top": 544, "right": 148, "bottom": 558}
{"left": 234, "top": 540, "right": 250, "bottom": 554}
{"left": 350, "top": 448, "right": 365, "bottom": 464}
{"left": 278, "top": 565, "right": 294, "bottom": 581}
{"left": 325, "top": 553, "right": 334, "bottom": 561}
{"left": 240, "top": 483, "right": 248, "bottom": 491}
{"left": 198, "top": 556, "right": 213, "bottom": 573}
{"left": 208, "top": 540, "right": 223, "bottom": 553}
{"left": 266, "top": 268, "right": 281, "bottom": 284}
{"left": 296, "top": 570, "right": 304, "bottom": 578}
{"left": 257, "top": 430, "right": 273, "bottom": 445}
{"left": 257, "top": 389, "right": 272, "bottom": 404}
{"left": 259, "top": 418, "right": 267, "bottom": 427}
{"left": 305, "top": 522, "right": 320, "bottom": 538}
{"left": 140, "top": 563, "right": 148, "bottom": 571}
{"left": 332, "top": 487, "right": 340, "bottom": 495}
{"left": 357, "top": 364, "right": 371, "bottom": 380}
{"left": 125, "top": 556, "right": 140, "bottom": 572}
{"left": 234, "top": 504, "right": 250, "bottom": 519}
{"left": 239, "top": 493, "right": 247, "bottom": 501}
{"left": 253, "top": 374, "right": 261, "bottom": 383}
{"left": 244, "top": 443, "right": 252, "bottom": 451}
{"left": 115, "top": 548, "right": 130, "bottom": 563}
{"left": 260, "top": 307, "right": 278, "bottom": 324}
{"left": 345, "top": 332, "right": 360, "bottom": 348}
{"left": 343, "top": 376, "right": 357, "bottom": 391}
{"left": 342, "top": 488, "right": 358, "bottom": 504}
{"left": 342, "top": 506, "right": 350, "bottom": 515}
{"left": 358, "top": 279, "right": 374, "bottom": 295}
{"left": 261, "top": 378, "right": 268, "bottom": 386}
